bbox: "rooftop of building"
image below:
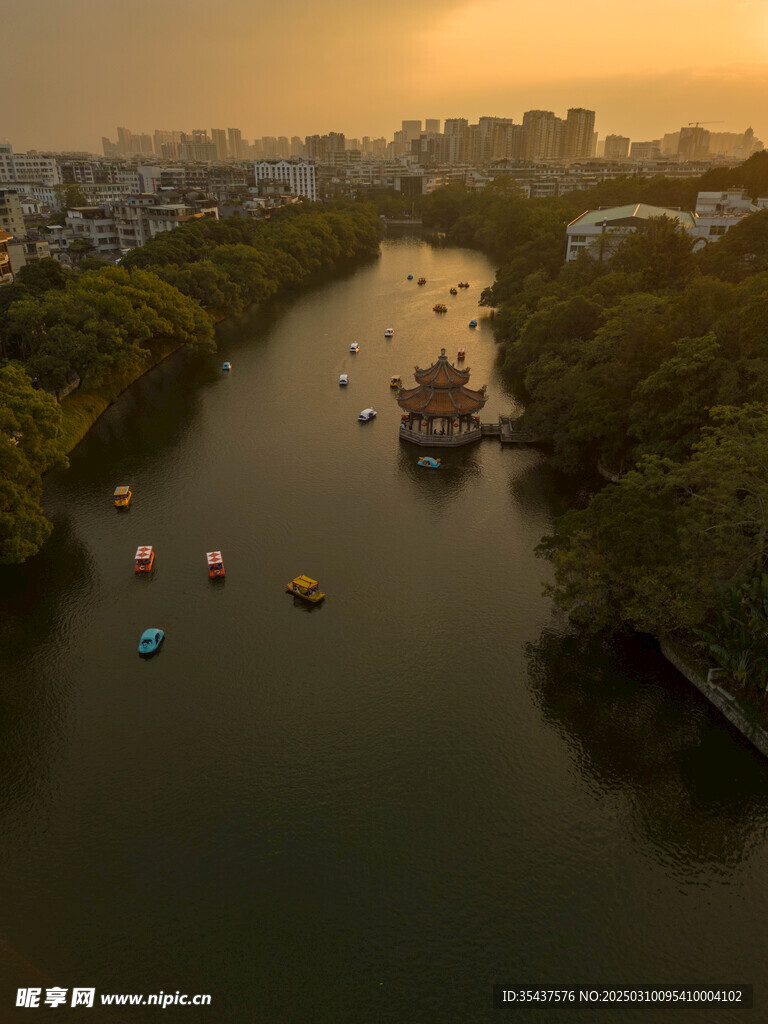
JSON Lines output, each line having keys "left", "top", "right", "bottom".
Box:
{"left": 568, "top": 203, "right": 697, "bottom": 229}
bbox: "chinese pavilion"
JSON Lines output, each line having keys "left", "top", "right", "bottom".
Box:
{"left": 397, "top": 348, "right": 487, "bottom": 446}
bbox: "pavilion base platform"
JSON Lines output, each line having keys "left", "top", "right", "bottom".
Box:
{"left": 399, "top": 425, "right": 482, "bottom": 447}
{"left": 399, "top": 417, "right": 547, "bottom": 447}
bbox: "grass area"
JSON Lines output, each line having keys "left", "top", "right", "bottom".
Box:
{"left": 59, "top": 340, "right": 183, "bottom": 454}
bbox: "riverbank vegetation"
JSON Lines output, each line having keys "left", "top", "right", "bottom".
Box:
{"left": 420, "top": 155, "right": 768, "bottom": 701}
{"left": 0, "top": 202, "right": 381, "bottom": 563}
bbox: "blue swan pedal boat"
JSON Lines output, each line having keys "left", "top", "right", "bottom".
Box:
{"left": 222, "top": 361, "right": 232, "bottom": 371}
{"left": 138, "top": 628, "right": 164, "bottom": 655}
{"left": 468, "top": 319, "right": 478, "bottom": 328}
{"left": 407, "top": 274, "right": 413, "bottom": 280}
{"left": 417, "top": 456, "right": 441, "bottom": 469}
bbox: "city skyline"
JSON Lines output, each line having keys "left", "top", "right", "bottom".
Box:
{"left": 3, "top": 0, "right": 768, "bottom": 152}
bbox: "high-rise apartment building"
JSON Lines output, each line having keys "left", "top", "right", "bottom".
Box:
{"left": 604, "top": 134, "right": 630, "bottom": 160}
{"left": 116, "top": 126, "right": 133, "bottom": 156}
{"left": 629, "top": 139, "right": 661, "bottom": 160}
{"left": 211, "top": 129, "right": 228, "bottom": 160}
{"left": 401, "top": 120, "right": 422, "bottom": 146}
{"left": 253, "top": 159, "right": 317, "bottom": 202}
{"left": 290, "top": 136, "right": 304, "bottom": 157}
{"left": 477, "top": 116, "right": 516, "bottom": 161}
{"left": 443, "top": 118, "right": 469, "bottom": 162}
{"left": 443, "top": 118, "right": 468, "bottom": 135}
{"left": 227, "top": 128, "right": 243, "bottom": 160}
{"left": 154, "top": 129, "right": 183, "bottom": 157}
{"left": 425, "top": 119, "right": 441, "bottom": 134}
{"left": 678, "top": 125, "right": 710, "bottom": 161}
{"left": 179, "top": 139, "right": 217, "bottom": 162}
{"left": 522, "top": 110, "right": 561, "bottom": 160}
{"left": 563, "top": 108, "right": 596, "bottom": 158}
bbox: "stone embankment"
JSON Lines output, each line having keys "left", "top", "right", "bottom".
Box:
{"left": 661, "top": 640, "right": 768, "bottom": 759}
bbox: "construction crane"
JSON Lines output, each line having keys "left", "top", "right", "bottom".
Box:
{"left": 687, "top": 121, "right": 724, "bottom": 128}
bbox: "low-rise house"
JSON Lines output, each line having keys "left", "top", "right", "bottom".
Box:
{"left": 66, "top": 206, "right": 120, "bottom": 253}
{"left": 692, "top": 189, "right": 762, "bottom": 244}
{"left": 7, "top": 235, "right": 50, "bottom": 272}
{"left": 0, "top": 228, "right": 14, "bottom": 284}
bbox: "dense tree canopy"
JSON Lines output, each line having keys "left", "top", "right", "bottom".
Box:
{"left": 0, "top": 364, "right": 67, "bottom": 564}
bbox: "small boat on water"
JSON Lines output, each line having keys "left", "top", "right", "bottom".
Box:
{"left": 468, "top": 320, "right": 478, "bottom": 328}
{"left": 350, "top": 342, "right": 360, "bottom": 353}
{"left": 457, "top": 348, "right": 466, "bottom": 360}
{"left": 134, "top": 545, "right": 154, "bottom": 574}
{"left": 358, "top": 407, "right": 377, "bottom": 421}
{"left": 339, "top": 373, "right": 349, "bottom": 385}
{"left": 384, "top": 328, "right": 394, "bottom": 337}
{"left": 113, "top": 485, "right": 131, "bottom": 509}
{"left": 417, "top": 456, "right": 441, "bottom": 469}
{"left": 417, "top": 278, "right": 427, "bottom": 285}
{"left": 389, "top": 375, "right": 402, "bottom": 389}
{"left": 449, "top": 288, "right": 458, "bottom": 295}
{"left": 222, "top": 361, "right": 232, "bottom": 371}
{"left": 138, "top": 628, "right": 164, "bottom": 656}
{"left": 206, "top": 550, "right": 225, "bottom": 579}
{"left": 433, "top": 304, "right": 447, "bottom": 313}
{"left": 407, "top": 274, "right": 413, "bottom": 280}
{"left": 458, "top": 282, "right": 470, "bottom": 289}
{"left": 286, "top": 575, "right": 326, "bottom": 603}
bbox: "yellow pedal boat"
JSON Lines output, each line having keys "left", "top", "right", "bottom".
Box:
{"left": 113, "top": 485, "right": 132, "bottom": 508}
{"left": 286, "top": 575, "right": 326, "bottom": 603}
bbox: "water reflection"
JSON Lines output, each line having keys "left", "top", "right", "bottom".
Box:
{"left": 526, "top": 628, "right": 768, "bottom": 872}
{"left": 0, "top": 519, "right": 93, "bottom": 823}
{"left": 396, "top": 443, "right": 482, "bottom": 505}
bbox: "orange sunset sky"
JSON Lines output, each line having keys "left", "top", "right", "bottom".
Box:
{"left": 3, "top": 0, "right": 768, "bottom": 151}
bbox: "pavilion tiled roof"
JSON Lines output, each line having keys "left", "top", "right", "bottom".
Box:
{"left": 397, "top": 348, "right": 487, "bottom": 416}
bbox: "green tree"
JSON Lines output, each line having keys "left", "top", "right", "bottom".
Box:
{"left": 539, "top": 405, "right": 768, "bottom": 636}
{"left": 629, "top": 333, "right": 739, "bottom": 460}
{"left": 611, "top": 215, "right": 695, "bottom": 291}
{"left": 0, "top": 364, "right": 67, "bottom": 563}
{"left": 53, "top": 183, "right": 88, "bottom": 210}
{"left": 697, "top": 210, "right": 768, "bottom": 283}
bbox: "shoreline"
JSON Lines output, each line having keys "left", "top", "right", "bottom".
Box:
{"left": 661, "top": 640, "right": 768, "bottom": 759}
{"left": 59, "top": 336, "right": 194, "bottom": 454}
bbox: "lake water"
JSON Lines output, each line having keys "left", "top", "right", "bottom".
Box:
{"left": 1, "top": 236, "right": 768, "bottom": 1022}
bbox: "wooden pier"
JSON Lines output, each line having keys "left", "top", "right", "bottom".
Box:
{"left": 494, "top": 415, "right": 546, "bottom": 445}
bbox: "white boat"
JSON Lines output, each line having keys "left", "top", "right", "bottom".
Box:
{"left": 384, "top": 328, "right": 394, "bottom": 337}
{"left": 350, "top": 342, "right": 360, "bottom": 353}
{"left": 339, "top": 373, "right": 348, "bottom": 385}
{"left": 358, "top": 408, "right": 376, "bottom": 421}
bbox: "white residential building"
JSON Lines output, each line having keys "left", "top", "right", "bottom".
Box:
{"left": 692, "top": 190, "right": 764, "bottom": 246}
{"left": 0, "top": 149, "right": 62, "bottom": 186}
{"left": 66, "top": 207, "right": 120, "bottom": 252}
{"left": 253, "top": 160, "right": 317, "bottom": 202}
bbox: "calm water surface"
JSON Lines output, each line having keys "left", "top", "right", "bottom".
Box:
{"left": 2, "top": 237, "right": 768, "bottom": 1022}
